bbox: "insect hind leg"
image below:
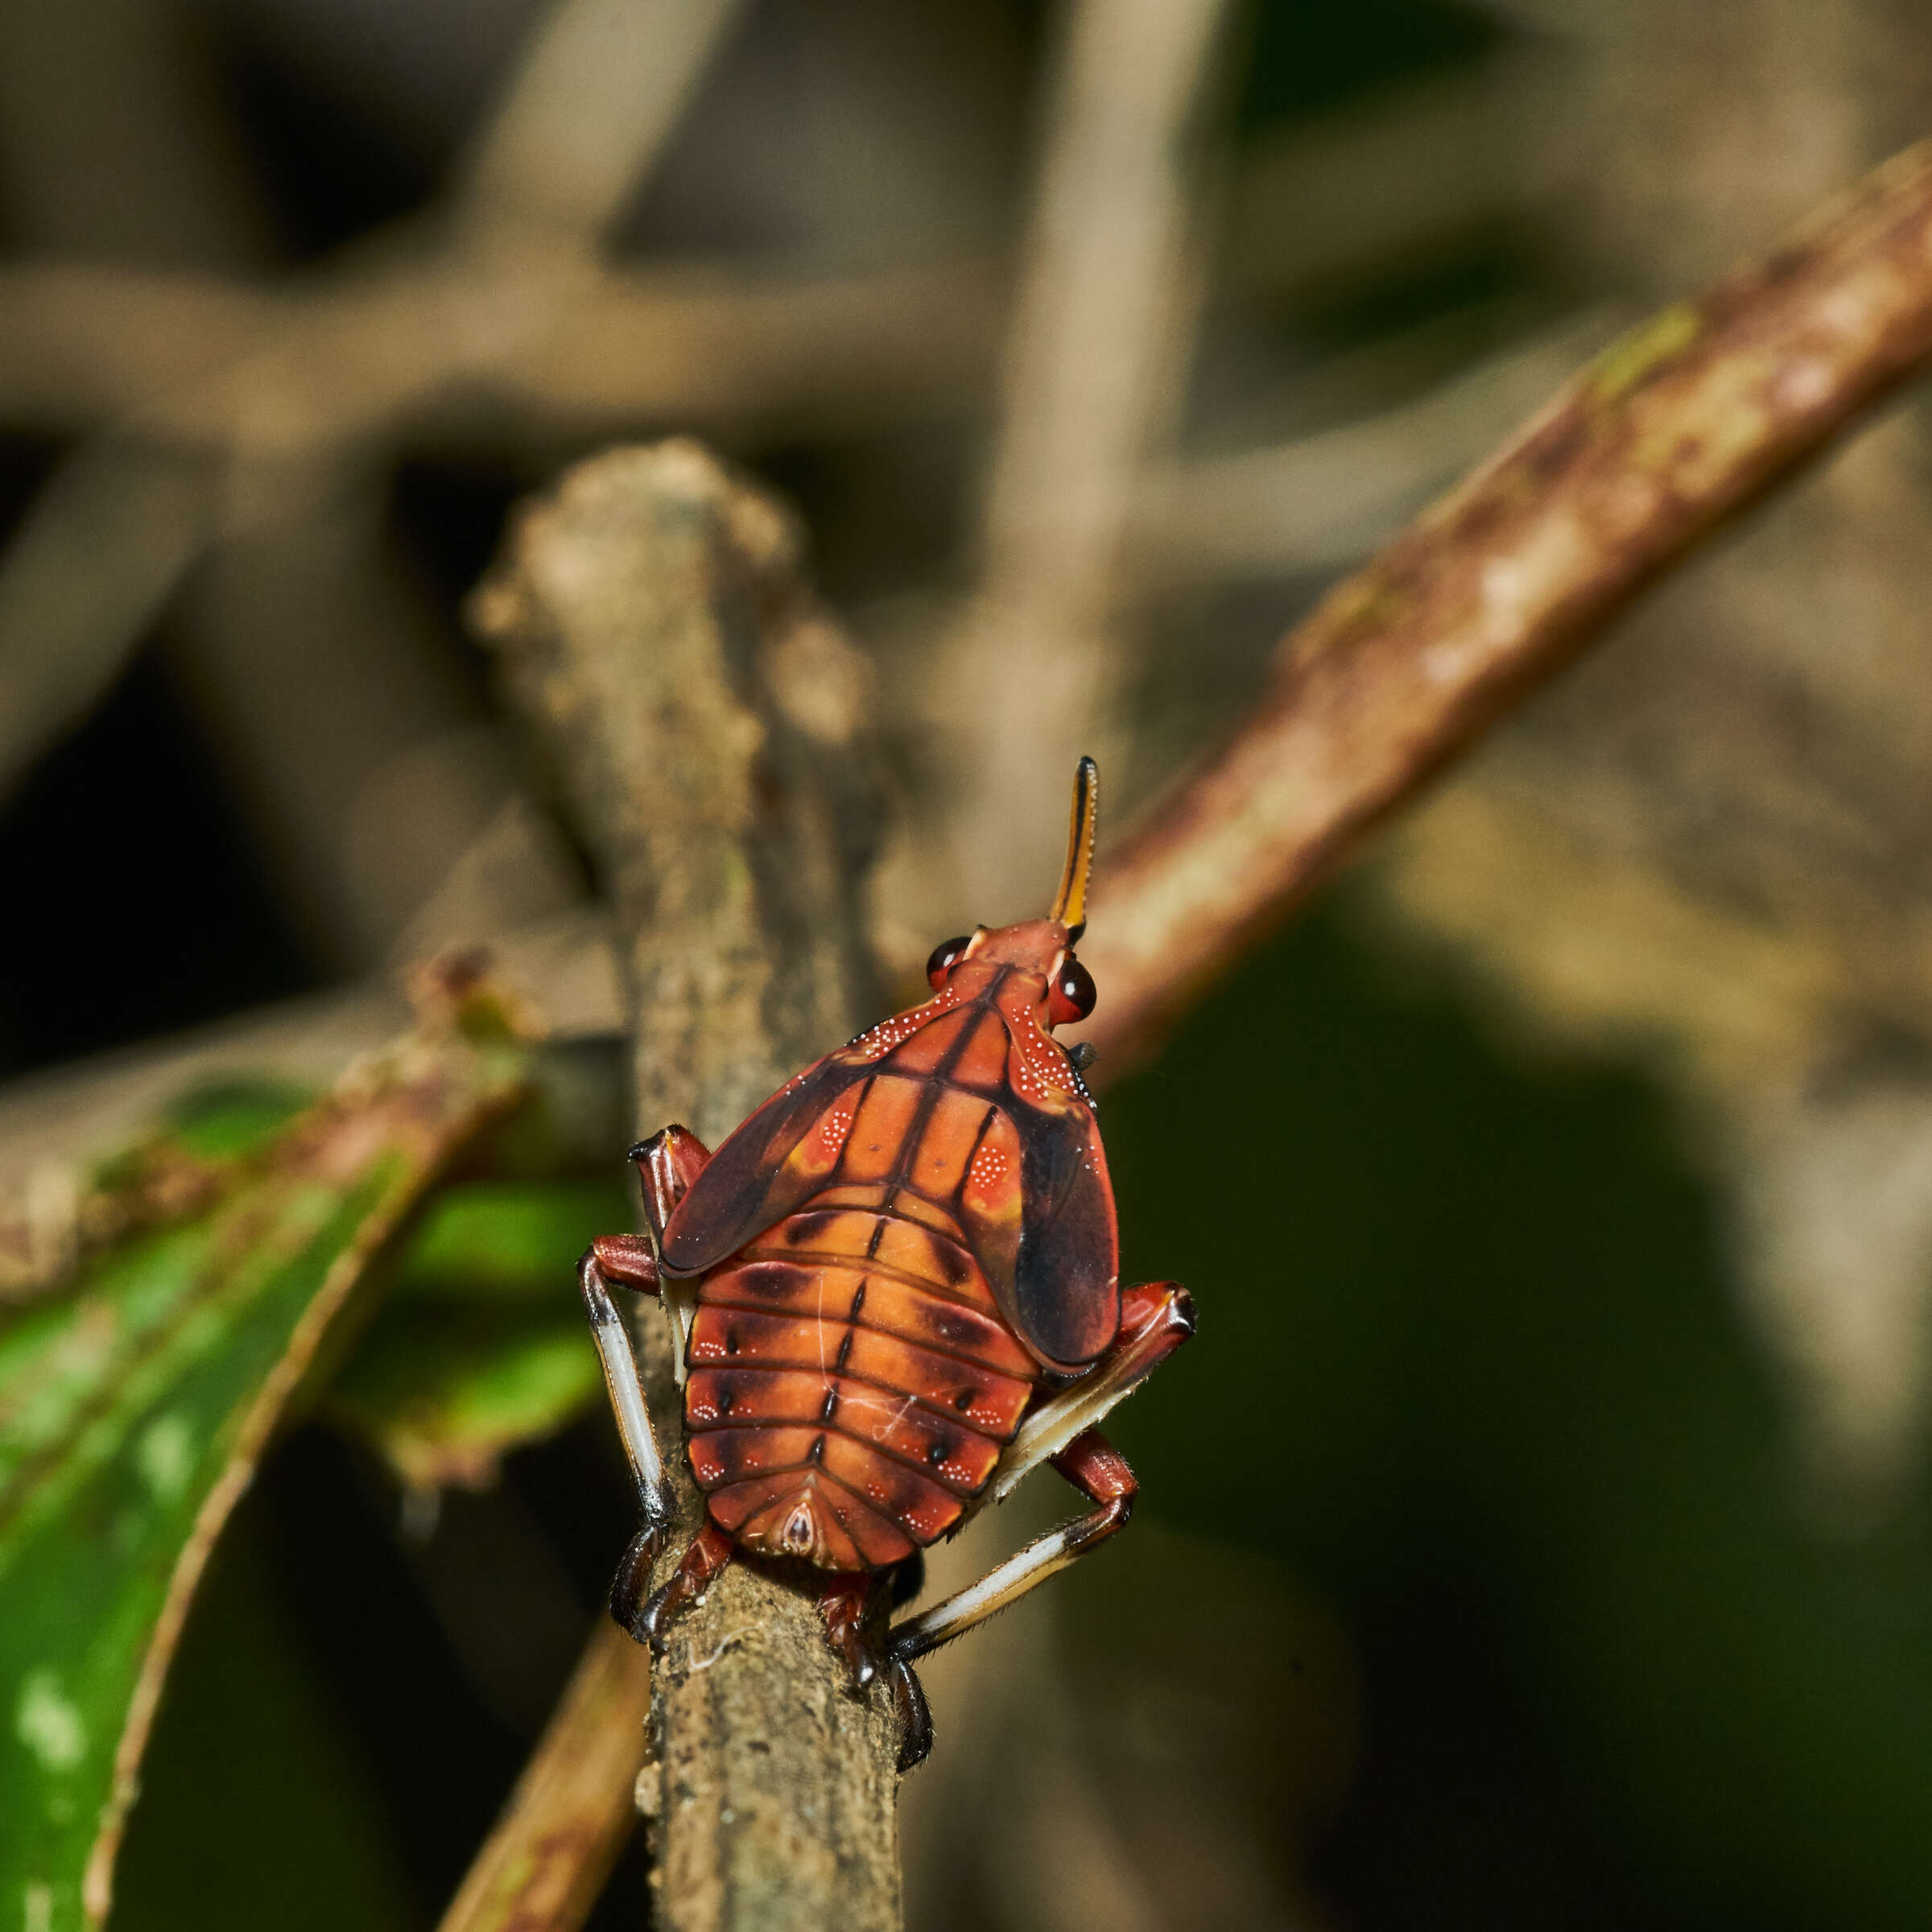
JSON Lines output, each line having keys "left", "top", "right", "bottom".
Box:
{"left": 888, "top": 1426, "right": 1137, "bottom": 1668}
{"left": 817, "top": 1571, "right": 937, "bottom": 1772}
{"left": 889, "top": 1655, "right": 934, "bottom": 1772}
{"left": 989, "top": 1281, "right": 1192, "bottom": 1503}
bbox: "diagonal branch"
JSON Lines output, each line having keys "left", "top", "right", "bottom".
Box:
{"left": 0, "top": 439, "right": 218, "bottom": 806}
{"left": 1079, "top": 133, "right": 1932, "bottom": 1067}
{"left": 435, "top": 1620, "right": 656, "bottom": 1932}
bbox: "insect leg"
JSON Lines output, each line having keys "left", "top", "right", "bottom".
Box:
{"left": 819, "top": 1574, "right": 936, "bottom": 1771}
{"left": 634, "top": 1523, "right": 735, "bottom": 1652}
{"left": 989, "top": 1281, "right": 1193, "bottom": 1503}
{"left": 590, "top": 1232, "right": 661, "bottom": 1287}
{"left": 887, "top": 1426, "right": 1137, "bottom": 1665}
{"left": 579, "top": 1243, "right": 676, "bottom": 1612}
{"left": 885, "top": 1288, "right": 1191, "bottom": 1667}
{"left": 629, "top": 1124, "right": 712, "bottom": 1242}
{"left": 628, "top": 1125, "right": 715, "bottom": 1383}
{"left": 887, "top": 1654, "right": 934, "bottom": 1773}
{"left": 818, "top": 1571, "right": 882, "bottom": 1688}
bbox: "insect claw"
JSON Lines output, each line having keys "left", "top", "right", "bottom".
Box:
{"left": 638, "top": 1594, "right": 678, "bottom": 1657}
{"left": 890, "top": 1657, "right": 935, "bottom": 1773}
{"left": 607, "top": 1524, "right": 665, "bottom": 1637}
{"left": 630, "top": 1524, "right": 735, "bottom": 1654}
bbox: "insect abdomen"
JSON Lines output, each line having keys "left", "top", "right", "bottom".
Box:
{"left": 683, "top": 1184, "right": 1038, "bottom": 1570}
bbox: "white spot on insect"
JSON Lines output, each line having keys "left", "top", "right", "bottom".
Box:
{"left": 848, "top": 985, "right": 961, "bottom": 1061}
{"left": 16, "top": 1672, "right": 85, "bottom": 1773}
{"left": 135, "top": 1412, "right": 195, "bottom": 1503}
{"left": 23, "top": 1882, "right": 52, "bottom": 1932}
{"left": 967, "top": 1144, "right": 1007, "bottom": 1192}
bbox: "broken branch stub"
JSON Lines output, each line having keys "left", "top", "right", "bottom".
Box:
{"left": 470, "top": 440, "right": 900, "bottom": 1932}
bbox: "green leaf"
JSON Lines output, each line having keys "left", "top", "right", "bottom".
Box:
{"left": 329, "top": 1303, "right": 605, "bottom": 1492}
{"left": 155, "top": 1078, "right": 316, "bottom": 1164}
{"left": 0, "top": 1002, "right": 530, "bottom": 1932}
{"left": 392, "top": 1179, "right": 631, "bottom": 1302}
{"left": 109, "top": 1496, "right": 417, "bottom": 1932}
{"left": 328, "top": 1177, "right": 630, "bottom": 1488}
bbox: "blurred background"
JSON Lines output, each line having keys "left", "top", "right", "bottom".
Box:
{"left": 6, "top": 0, "right": 1932, "bottom": 1926}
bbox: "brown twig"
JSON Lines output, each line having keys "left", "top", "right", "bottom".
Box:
{"left": 465, "top": 442, "right": 898, "bottom": 1931}
{"left": 1079, "top": 134, "right": 1932, "bottom": 1067}
{"left": 436, "top": 1621, "right": 656, "bottom": 1932}
{"left": 0, "top": 254, "right": 1002, "bottom": 442}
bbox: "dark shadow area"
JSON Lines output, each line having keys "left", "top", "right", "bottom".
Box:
{"left": 114, "top": 1414, "right": 653, "bottom": 1932}
{"left": 0, "top": 654, "right": 318, "bottom": 1079}
{"left": 1100, "top": 898, "right": 1932, "bottom": 1931}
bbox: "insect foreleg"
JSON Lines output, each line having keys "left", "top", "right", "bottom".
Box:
{"left": 887, "top": 1426, "right": 1137, "bottom": 1666}
{"left": 592, "top": 1129, "right": 717, "bottom": 1637}
{"left": 629, "top": 1123, "right": 712, "bottom": 1241}
{"left": 628, "top": 1125, "right": 714, "bottom": 1385}
{"left": 632, "top": 1523, "right": 734, "bottom": 1652}
{"left": 578, "top": 1243, "right": 676, "bottom": 1603}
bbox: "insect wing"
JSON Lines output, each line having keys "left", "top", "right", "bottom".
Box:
{"left": 656, "top": 1055, "right": 870, "bottom": 1274}
{"left": 657, "top": 995, "right": 956, "bottom": 1275}
{"left": 949, "top": 1018, "right": 1120, "bottom": 1372}
{"left": 1004, "top": 1094, "right": 1120, "bottom": 1370}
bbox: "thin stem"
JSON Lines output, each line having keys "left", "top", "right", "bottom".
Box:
{"left": 435, "top": 1622, "right": 655, "bottom": 1932}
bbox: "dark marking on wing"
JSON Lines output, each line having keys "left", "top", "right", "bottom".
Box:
{"left": 1005, "top": 1093, "right": 1119, "bottom": 1368}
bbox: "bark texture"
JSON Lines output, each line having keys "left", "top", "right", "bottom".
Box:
{"left": 471, "top": 440, "right": 899, "bottom": 1930}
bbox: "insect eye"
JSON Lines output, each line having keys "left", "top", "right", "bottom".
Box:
{"left": 1048, "top": 954, "right": 1096, "bottom": 1026}
{"left": 927, "top": 935, "right": 972, "bottom": 989}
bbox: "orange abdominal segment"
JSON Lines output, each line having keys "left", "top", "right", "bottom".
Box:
{"left": 691, "top": 1259, "right": 1035, "bottom": 1383}
{"left": 746, "top": 1202, "right": 996, "bottom": 1315}
{"left": 684, "top": 1368, "right": 1002, "bottom": 1493}
{"left": 683, "top": 1174, "right": 1042, "bottom": 1568}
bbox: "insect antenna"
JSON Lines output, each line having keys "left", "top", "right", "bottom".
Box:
{"left": 1048, "top": 756, "right": 1100, "bottom": 940}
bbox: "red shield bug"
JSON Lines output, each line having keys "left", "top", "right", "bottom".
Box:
{"left": 578, "top": 758, "right": 1195, "bottom": 1768}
